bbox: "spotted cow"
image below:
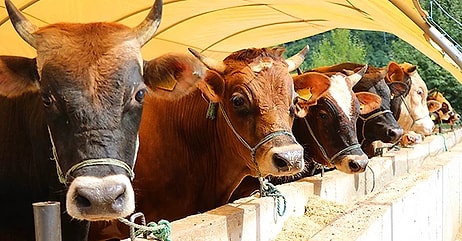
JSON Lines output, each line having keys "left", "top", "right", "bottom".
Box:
{"left": 310, "top": 62, "right": 406, "bottom": 157}
{"left": 0, "top": 1, "right": 195, "bottom": 240}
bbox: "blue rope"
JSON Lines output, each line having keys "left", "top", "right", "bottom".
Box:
{"left": 259, "top": 178, "right": 287, "bottom": 217}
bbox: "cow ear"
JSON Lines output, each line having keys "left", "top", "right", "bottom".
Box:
{"left": 386, "top": 62, "right": 404, "bottom": 83}
{"left": 355, "top": 92, "right": 382, "bottom": 115}
{"left": 292, "top": 72, "right": 331, "bottom": 118}
{"left": 388, "top": 82, "right": 409, "bottom": 97}
{"left": 0, "top": 56, "right": 39, "bottom": 98}
{"left": 196, "top": 71, "right": 225, "bottom": 103}
{"left": 427, "top": 99, "right": 442, "bottom": 113}
{"left": 143, "top": 53, "right": 206, "bottom": 100}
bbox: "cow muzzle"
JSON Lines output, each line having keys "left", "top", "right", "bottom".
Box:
{"left": 66, "top": 174, "right": 135, "bottom": 221}
{"left": 266, "top": 144, "right": 305, "bottom": 175}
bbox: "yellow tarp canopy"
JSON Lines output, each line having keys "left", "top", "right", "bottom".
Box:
{"left": 1, "top": 0, "right": 461, "bottom": 81}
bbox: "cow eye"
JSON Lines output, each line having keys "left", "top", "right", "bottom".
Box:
{"left": 230, "top": 93, "right": 245, "bottom": 107}
{"left": 41, "top": 93, "right": 53, "bottom": 107}
{"left": 135, "top": 89, "right": 146, "bottom": 103}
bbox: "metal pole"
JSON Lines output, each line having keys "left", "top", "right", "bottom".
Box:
{"left": 33, "top": 201, "right": 62, "bottom": 241}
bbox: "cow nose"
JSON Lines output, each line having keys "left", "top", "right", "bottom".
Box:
{"left": 75, "top": 183, "right": 126, "bottom": 212}
{"left": 272, "top": 149, "right": 304, "bottom": 173}
{"left": 387, "top": 128, "right": 404, "bottom": 141}
{"left": 348, "top": 159, "right": 368, "bottom": 173}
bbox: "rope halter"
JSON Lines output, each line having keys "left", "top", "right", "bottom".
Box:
{"left": 218, "top": 104, "right": 291, "bottom": 217}
{"left": 218, "top": 104, "right": 297, "bottom": 177}
{"left": 358, "top": 109, "right": 393, "bottom": 146}
{"left": 303, "top": 117, "right": 361, "bottom": 166}
{"left": 47, "top": 126, "right": 136, "bottom": 185}
{"left": 400, "top": 95, "right": 429, "bottom": 130}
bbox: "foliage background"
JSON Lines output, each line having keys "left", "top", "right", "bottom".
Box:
{"left": 281, "top": 0, "right": 462, "bottom": 113}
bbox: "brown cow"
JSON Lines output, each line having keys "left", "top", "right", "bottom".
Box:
{"left": 0, "top": 1, "right": 198, "bottom": 240}
{"left": 427, "top": 89, "right": 459, "bottom": 132}
{"left": 88, "top": 47, "right": 331, "bottom": 240}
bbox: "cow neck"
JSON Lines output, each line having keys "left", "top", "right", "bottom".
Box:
{"left": 47, "top": 126, "right": 136, "bottom": 185}
{"left": 358, "top": 109, "right": 393, "bottom": 146}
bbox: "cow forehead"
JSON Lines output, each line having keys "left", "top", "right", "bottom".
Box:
{"left": 34, "top": 23, "right": 143, "bottom": 76}
{"left": 328, "top": 74, "right": 353, "bottom": 120}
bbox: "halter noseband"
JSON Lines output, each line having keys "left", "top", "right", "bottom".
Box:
{"left": 358, "top": 109, "right": 393, "bottom": 146}
{"left": 303, "top": 117, "right": 361, "bottom": 166}
{"left": 48, "top": 126, "right": 136, "bottom": 185}
{"left": 218, "top": 104, "right": 296, "bottom": 177}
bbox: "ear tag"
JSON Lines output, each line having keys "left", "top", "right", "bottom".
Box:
{"left": 153, "top": 73, "right": 177, "bottom": 91}
{"left": 206, "top": 102, "right": 218, "bottom": 120}
{"left": 431, "top": 114, "right": 436, "bottom": 121}
{"left": 298, "top": 88, "right": 312, "bottom": 101}
{"left": 360, "top": 104, "right": 365, "bottom": 111}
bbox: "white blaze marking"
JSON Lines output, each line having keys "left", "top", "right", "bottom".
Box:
{"left": 329, "top": 74, "right": 353, "bottom": 120}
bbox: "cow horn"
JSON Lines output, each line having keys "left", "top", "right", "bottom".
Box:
{"left": 133, "top": 0, "right": 163, "bottom": 47}
{"left": 188, "top": 48, "right": 226, "bottom": 74}
{"left": 348, "top": 64, "right": 368, "bottom": 85}
{"left": 5, "top": 0, "right": 38, "bottom": 48}
{"left": 286, "top": 45, "right": 309, "bottom": 72}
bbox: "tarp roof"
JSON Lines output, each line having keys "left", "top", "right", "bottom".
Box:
{"left": 1, "top": 0, "right": 461, "bottom": 81}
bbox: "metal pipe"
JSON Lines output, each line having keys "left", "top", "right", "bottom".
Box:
{"left": 33, "top": 201, "right": 62, "bottom": 241}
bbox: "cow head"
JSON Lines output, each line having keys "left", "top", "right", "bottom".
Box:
{"left": 2, "top": 0, "right": 164, "bottom": 221}
{"left": 389, "top": 63, "right": 435, "bottom": 135}
{"left": 294, "top": 67, "right": 381, "bottom": 173}
{"left": 189, "top": 46, "right": 330, "bottom": 177}
{"left": 352, "top": 63, "right": 405, "bottom": 156}
{"left": 427, "top": 89, "right": 460, "bottom": 125}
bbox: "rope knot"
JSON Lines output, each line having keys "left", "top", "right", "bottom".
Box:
{"left": 259, "top": 178, "right": 287, "bottom": 217}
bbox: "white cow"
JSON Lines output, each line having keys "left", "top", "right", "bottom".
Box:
{"left": 386, "top": 62, "right": 437, "bottom": 145}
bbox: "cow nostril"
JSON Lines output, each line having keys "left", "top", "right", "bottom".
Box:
{"left": 348, "top": 161, "right": 361, "bottom": 172}
{"left": 75, "top": 194, "right": 91, "bottom": 208}
{"left": 273, "top": 154, "right": 288, "bottom": 168}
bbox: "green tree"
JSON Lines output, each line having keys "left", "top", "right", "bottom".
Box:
{"left": 308, "top": 29, "right": 366, "bottom": 68}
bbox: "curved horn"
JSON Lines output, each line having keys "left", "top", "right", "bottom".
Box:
{"left": 5, "top": 0, "right": 38, "bottom": 48}
{"left": 188, "top": 48, "right": 226, "bottom": 74}
{"left": 286, "top": 45, "right": 309, "bottom": 72}
{"left": 348, "top": 64, "right": 368, "bottom": 86}
{"left": 133, "top": 0, "right": 163, "bottom": 47}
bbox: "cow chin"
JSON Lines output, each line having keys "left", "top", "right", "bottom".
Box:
{"left": 66, "top": 174, "right": 135, "bottom": 221}
{"left": 257, "top": 144, "right": 305, "bottom": 177}
{"left": 334, "top": 154, "right": 369, "bottom": 174}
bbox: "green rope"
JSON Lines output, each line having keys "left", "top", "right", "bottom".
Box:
{"left": 259, "top": 177, "right": 287, "bottom": 217}
{"left": 118, "top": 216, "right": 171, "bottom": 241}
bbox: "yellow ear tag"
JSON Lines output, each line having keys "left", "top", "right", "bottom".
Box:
{"left": 298, "top": 88, "right": 312, "bottom": 101}
{"left": 360, "top": 104, "right": 365, "bottom": 111}
{"left": 431, "top": 114, "right": 436, "bottom": 121}
{"left": 154, "top": 73, "right": 177, "bottom": 91}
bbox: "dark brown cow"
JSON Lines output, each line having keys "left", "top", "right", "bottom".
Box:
{"left": 311, "top": 62, "right": 406, "bottom": 157}
{"left": 88, "top": 47, "right": 331, "bottom": 240}
{"left": 0, "top": 1, "right": 197, "bottom": 240}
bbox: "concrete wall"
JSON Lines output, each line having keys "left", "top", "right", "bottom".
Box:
{"left": 128, "top": 129, "right": 462, "bottom": 241}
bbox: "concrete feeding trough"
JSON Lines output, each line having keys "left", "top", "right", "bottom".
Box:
{"left": 126, "top": 128, "right": 462, "bottom": 241}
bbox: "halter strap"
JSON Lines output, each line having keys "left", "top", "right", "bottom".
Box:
{"left": 400, "top": 96, "right": 429, "bottom": 129}
{"left": 47, "top": 126, "right": 136, "bottom": 185}
{"left": 219, "top": 104, "right": 296, "bottom": 177}
{"left": 358, "top": 109, "right": 392, "bottom": 146}
{"left": 303, "top": 118, "right": 361, "bottom": 165}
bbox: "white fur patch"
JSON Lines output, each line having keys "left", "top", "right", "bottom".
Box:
{"left": 328, "top": 74, "right": 353, "bottom": 120}
{"left": 66, "top": 174, "right": 134, "bottom": 221}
